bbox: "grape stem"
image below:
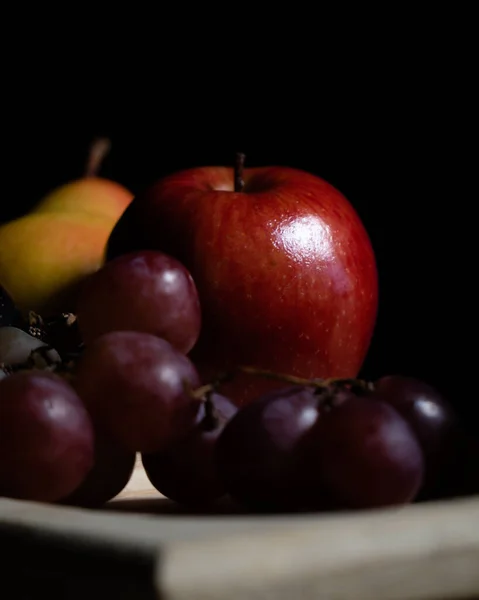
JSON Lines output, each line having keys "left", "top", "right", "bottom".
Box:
{"left": 84, "top": 137, "right": 111, "bottom": 178}
{"left": 201, "top": 392, "right": 221, "bottom": 431}
{"left": 239, "top": 365, "right": 321, "bottom": 387}
{"left": 234, "top": 152, "right": 245, "bottom": 192}
{"left": 183, "top": 383, "right": 221, "bottom": 430}
{"left": 238, "top": 365, "right": 373, "bottom": 392}
{"left": 189, "top": 365, "right": 374, "bottom": 400}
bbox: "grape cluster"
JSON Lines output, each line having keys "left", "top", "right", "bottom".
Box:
{"left": 0, "top": 254, "right": 477, "bottom": 512}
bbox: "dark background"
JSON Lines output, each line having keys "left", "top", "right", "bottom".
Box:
{"left": 1, "top": 25, "right": 475, "bottom": 425}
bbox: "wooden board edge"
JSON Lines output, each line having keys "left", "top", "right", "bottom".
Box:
{"left": 159, "top": 496, "right": 479, "bottom": 600}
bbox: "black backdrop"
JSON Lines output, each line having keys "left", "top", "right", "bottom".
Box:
{"left": 1, "top": 37, "right": 475, "bottom": 427}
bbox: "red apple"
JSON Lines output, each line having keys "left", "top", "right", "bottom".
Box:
{"left": 106, "top": 158, "right": 378, "bottom": 406}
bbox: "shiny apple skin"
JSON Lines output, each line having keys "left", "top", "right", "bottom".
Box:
{"left": 106, "top": 166, "right": 378, "bottom": 406}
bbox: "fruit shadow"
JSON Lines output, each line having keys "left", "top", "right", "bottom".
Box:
{"left": 102, "top": 495, "right": 276, "bottom": 516}
{"left": 98, "top": 489, "right": 473, "bottom": 518}
{"left": 101, "top": 494, "right": 354, "bottom": 518}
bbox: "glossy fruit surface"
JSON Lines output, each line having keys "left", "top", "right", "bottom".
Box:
{"left": 215, "top": 385, "right": 324, "bottom": 511}
{"left": 76, "top": 250, "right": 201, "bottom": 353}
{"left": 373, "top": 375, "right": 459, "bottom": 495}
{"left": 216, "top": 384, "right": 424, "bottom": 511}
{"left": 302, "top": 391, "right": 424, "bottom": 509}
{"left": 142, "top": 393, "right": 237, "bottom": 507}
{"left": 106, "top": 165, "right": 378, "bottom": 405}
{"left": 0, "top": 371, "right": 94, "bottom": 502}
{"left": 73, "top": 331, "right": 202, "bottom": 453}
{"left": 61, "top": 428, "right": 136, "bottom": 507}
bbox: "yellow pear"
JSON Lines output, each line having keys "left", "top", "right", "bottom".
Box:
{"left": 0, "top": 212, "right": 113, "bottom": 316}
{"left": 0, "top": 139, "right": 134, "bottom": 316}
{"left": 33, "top": 138, "right": 133, "bottom": 221}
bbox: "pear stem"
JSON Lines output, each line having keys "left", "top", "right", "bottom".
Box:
{"left": 234, "top": 152, "right": 245, "bottom": 192}
{"left": 84, "top": 137, "right": 111, "bottom": 178}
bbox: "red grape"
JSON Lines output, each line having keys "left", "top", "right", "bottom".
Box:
{"left": 216, "top": 384, "right": 424, "bottom": 511}
{"left": 73, "top": 331, "right": 202, "bottom": 453}
{"left": 372, "top": 375, "right": 460, "bottom": 497}
{"left": 76, "top": 250, "right": 201, "bottom": 354}
{"left": 215, "top": 385, "right": 325, "bottom": 511}
{"left": 0, "top": 371, "right": 94, "bottom": 502}
{"left": 61, "top": 429, "right": 136, "bottom": 508}
{"left": 302, "top": 391, "right": 424, "bottom": 509}
{"left": 142, "top": 393, "right": 237, "bottom": 507}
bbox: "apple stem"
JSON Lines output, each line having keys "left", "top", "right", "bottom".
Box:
{"left": 234, "top": 152, "right": 246, "bottom": 192}
{"left": 84, "top": 137, "right": 111, "bottom": 178}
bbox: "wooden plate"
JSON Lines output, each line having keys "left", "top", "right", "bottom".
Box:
{"left": 1, "top": 455, "right": 478, "bottom": 599}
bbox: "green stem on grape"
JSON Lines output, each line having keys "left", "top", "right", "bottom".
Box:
{"left": 184, "top": 382, "right": 221, "bottom": 430}
{"left": 84, "top": 137, "right": 111, "bottom": 178}
{"left": 234, "top": 152, "right": 246, "bottom": 192}
{"left": 189, "top": 382, "right": 216, "bottom": 400}
{"left": 236, "top": 365, "right": 372, "bottom": 392}
{"left": 187, "top": 370, "right": 235, "bottom": 401}
{"left": 188, "top": 365, "right": 373, "bottom": 402}
{"left": 237, "top": 365, "right": 321, "bottom": 387}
